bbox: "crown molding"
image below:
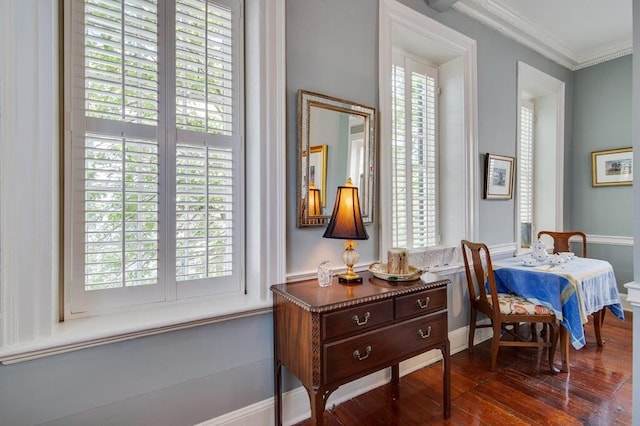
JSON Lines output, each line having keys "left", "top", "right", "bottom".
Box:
{"left": 453, "top": 0, "right": 631, "bottom": 71}
{"left": 573, "top": 42, "right": 633, "bottom": 71}
{"left": 426, "top": 0, "right": 459, "bottom": 12}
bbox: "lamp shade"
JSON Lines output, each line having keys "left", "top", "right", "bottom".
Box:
{"left": 308, "top": 183, "right": 322, "bottom": 216}
{"left": 323, "top": 179, "right": 369, "bottom": 240}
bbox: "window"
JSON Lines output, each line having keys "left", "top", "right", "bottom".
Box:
{"left": 0, "top": 0, "right": 282, "bottom": 359}
{"left": 391, "top": 52, "right": 438, "bottom": 249}
{"left": 516, "top": 61, "right": 566, "bottom": 252}
{"left": 67, "top": 0, "right": 244, "bottom": 315}
{"left": 379, "top": 1, "right": 476, "bottom": 262}
{"left": 518, "top": 99, "right": 534, "bottom": 248}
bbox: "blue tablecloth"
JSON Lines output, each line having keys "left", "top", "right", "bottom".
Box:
{"left": 493, "top": 256, "right": 624, "bottom": 349}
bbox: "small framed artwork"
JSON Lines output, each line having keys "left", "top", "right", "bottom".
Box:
{"left": 591, "top": 147, "right": 633, "bottom": 187}
{"left": 484, "top": 153, "right": 515, "bottom": 199}
{"left": 308, "top": 144, "right": 328, "bottom": 206}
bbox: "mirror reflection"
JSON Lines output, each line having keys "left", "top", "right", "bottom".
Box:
{"left": 297, "top": 90, "right": 376, "bottom": 227}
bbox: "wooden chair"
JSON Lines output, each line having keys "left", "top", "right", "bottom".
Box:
{"left": 536, "top": 230, "right": 605, "bottom": 345}
{"left": 461, "top": 240, "right": 560, "bottom": 372}
{"left": 536, "top": 230, "right": 587, "bottom": 257}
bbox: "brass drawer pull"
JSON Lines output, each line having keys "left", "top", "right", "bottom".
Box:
{"left": 353, "top": 345, "right": 372, "bottom": 361}
{"left": 352, "top": 312, "right": 371, "bottom": 326}
{"left": 416, "top": 297, "right": 431, "bottom": 309}
{"left": 418, "top": 326, "right": 432, "bottom": 339}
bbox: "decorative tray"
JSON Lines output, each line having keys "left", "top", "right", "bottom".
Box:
{"left": 368, "top": 263, "right": 422, "bottom": 282}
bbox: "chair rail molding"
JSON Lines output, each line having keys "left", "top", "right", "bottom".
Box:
{"left": 583, "top": 234, "right": 634, "bottom": 246}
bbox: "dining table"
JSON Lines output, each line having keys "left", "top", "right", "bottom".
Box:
{"left": 492, "top": 254, "right": 625, "bottom": 372}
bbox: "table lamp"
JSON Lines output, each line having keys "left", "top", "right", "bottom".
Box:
{"left": 322, "top": 178, "right": 369, "bottom": 284}
{"left": 308, "top": 183, "right": 322, "bottom": 216}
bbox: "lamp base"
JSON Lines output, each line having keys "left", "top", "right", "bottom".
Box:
{"left": 336, "top": 240, "right": 363, "bottom": 284}
{"left": 337, "top": 272, "right": 363, "bottom": 284}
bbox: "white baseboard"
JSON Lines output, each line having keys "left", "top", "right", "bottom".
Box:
{"left": 198, "top": 325, "right": 493, "bottom": 426}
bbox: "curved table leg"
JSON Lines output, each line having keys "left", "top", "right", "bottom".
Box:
{"left": 310, "top": 391, "right": 326, "bottom": 426}
{"left": 592, "top": 309, "right": 606, "bottom": 346}
{"left": 308, "top": 387, "right": 335, "bottom": 426}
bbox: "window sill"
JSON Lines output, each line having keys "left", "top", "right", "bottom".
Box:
{"left": 0, "top": 293, "right": 272, "bottom": 365}
{"left": 424, "top": 263, "right": 464, "bottom": 275}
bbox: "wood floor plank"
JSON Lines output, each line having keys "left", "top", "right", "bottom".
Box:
{"left": 293, "top": 311, "right": 632, "bottom": 425}
{"left": 450, "top": 388, "right": 535, "bottom": 426}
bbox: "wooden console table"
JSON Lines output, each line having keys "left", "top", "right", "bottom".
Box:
{"left": 271, "top": 271, "right": 451, "bottom": 425}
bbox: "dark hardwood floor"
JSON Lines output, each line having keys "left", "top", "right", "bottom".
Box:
{"left": 295, "top": 311, "right": 632, "bottom": 425}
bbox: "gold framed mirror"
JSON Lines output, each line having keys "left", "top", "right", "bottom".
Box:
{"left": 297, "top": 90, "right": 376, "bottom": 227}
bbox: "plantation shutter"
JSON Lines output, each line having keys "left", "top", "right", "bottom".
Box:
{"left": 69, "top": 0, "right": 243, "bottom": 313}
{"left": 391, "top": 62, "right": 408, "bottom": 247}
{"left": 173, "top": 0, "right": 242, "bottom": 288}
{"left": 391, "top": 53, "right": 438, "bottom": 249}
{"left": 519, "top": 99, "right": 534, "bottom": 248}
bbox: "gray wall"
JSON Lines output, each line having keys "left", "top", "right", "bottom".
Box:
{"left": 0, "top": 315, "right": 274, "bottom": 425}
{"left": 571, "top": 55, "right": 633, "bottom": 289}
{"left": 8, "top": 0, "right": 635, "bottom": 424}
{"left": 286, "top": 0, "right": 574, "bottom": 268}
{"left": 286, "top": 0, "right": 379, "bottom": 273}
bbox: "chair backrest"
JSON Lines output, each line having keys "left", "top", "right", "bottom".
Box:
{"left": 536, "top": 230, "right": 587, "bottom": 257}
{"left": 461, "top": 240, "right": 499, "bottom": 312}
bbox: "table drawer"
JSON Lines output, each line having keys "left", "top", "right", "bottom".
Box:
{"left": 323, "top": 299, "right": 394, "bottom": 340}
{"left": 323, "top": 312, "right": 447, "bottom": 385}
{"left": 398, "top": 311, "right": 448, "bottom": 354}
{"left": 395, "top": 287, "right": 447, "bottom": 319}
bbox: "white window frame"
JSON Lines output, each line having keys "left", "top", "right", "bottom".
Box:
{"left": 0, "top": 0, "right": 285, "bottom": 364}
{"left": 515, "top": 61, "right": 565, "bottom": 253}
{"left": 66, "top": 0, "right": 245, "bottom": 316}
{"left": 390, "top": 51, "right": 439, "bottom": 249}
{"left": 517, "top": 98, "right": 535, "bottom": 249}
{"left": 379, "top": 0, "right": 478, "bottom": 264}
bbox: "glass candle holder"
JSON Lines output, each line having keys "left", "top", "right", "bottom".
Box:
{"left": 317, "top": 261, "right": 334, "bottom": 287}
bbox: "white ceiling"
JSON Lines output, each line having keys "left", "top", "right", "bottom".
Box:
{"left": 452, "top": 0, "right": 633, "bottom": 70}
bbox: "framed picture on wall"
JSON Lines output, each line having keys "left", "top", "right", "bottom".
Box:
{"left": 308, "top": 144, "right": 328, "bottom": 206}
{"left": 484, "top": 153, "right": 515, "bottom": 199}
{"left": 591, "top": 147, "right": 633, "bottom": 187}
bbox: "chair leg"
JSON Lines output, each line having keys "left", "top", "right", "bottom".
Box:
{"left": 468, "top": 307, "right": 477, "bottom": 354}
{"left": 539, "top": 322, "right": 548, "bottom": 341}
{"left": 530, "top": 322, "right": 537, "bottom": 341}
{"left": 548, "top": 323, "right": 560, "bottom": 373}
{"left": 490, "top": 321, "right": 501, "bottom": 371}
